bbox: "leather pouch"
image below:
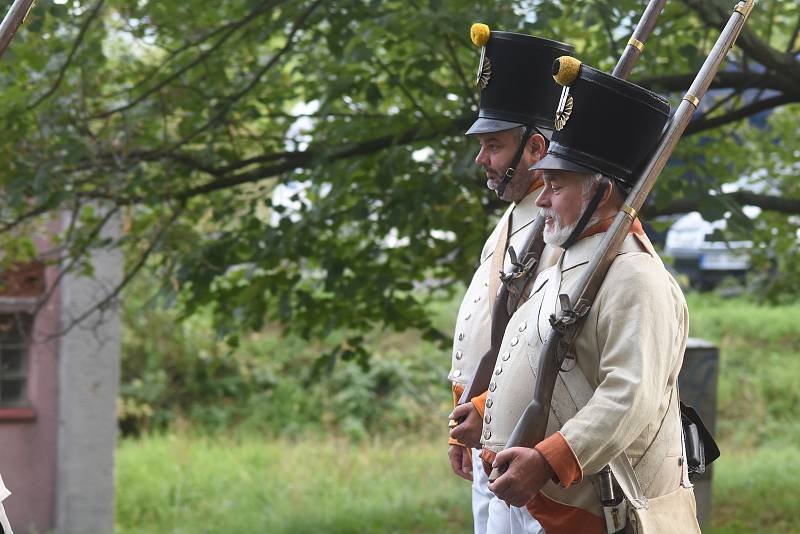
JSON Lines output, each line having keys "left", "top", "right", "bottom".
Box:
{"left": 680, "top": 401, "right": 720, "bottom": 479}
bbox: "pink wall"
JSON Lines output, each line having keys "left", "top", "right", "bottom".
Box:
{"left": 0, "top": 261, "right": 61, "bottom": 530}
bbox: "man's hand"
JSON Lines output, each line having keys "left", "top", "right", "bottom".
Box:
{"left": 449, "top": 402, "right": 483, "bottom": 449}
{"left": 448, "top": 444, "right": 473, "bottom": 481}
{"left": 488, "top": 447, "right": 554, "bottom": 507}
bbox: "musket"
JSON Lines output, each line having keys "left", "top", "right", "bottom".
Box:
{"left": 455, "top": 0, "right": 668, "bottom": 411}
{"left": 489, "top": 0, "right": 756, "bottom": 481}
{"left": 0, "top": 0, "right": 35, "bottom": 60}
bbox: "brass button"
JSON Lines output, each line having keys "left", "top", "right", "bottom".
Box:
{"left": 494, "top": 367, "right": 502, "bottom": 376}
{"left": 453, "top": 369, "right": 462, "bottom": 378}
{"left": 484, "top": 414, "right": 492, "bottom": 424}
{"left": 486, "top": 398, "right": 493, "bottom": 409}
{"left": 455, "top": 350, "right": 463, "bottom": 360}
{"left": 502, "top": 351, "right": 511, "bottom": 361}
{"left": 510, "top": 336, "right": 519, "bottom": 347}
{"left": 519, "top": 322, "right": 527, "bottom": 332}
{"left": 458, "top": 332, "right": 465, "bottom": 341}
{"left": 488, "top": 382, "right": 497, "bottom": 392}
{"left": 483, "top": 429, "right": 492, "bottom": 440}
{"left": 465, "top": 312, "right": 471, "bottom": 320}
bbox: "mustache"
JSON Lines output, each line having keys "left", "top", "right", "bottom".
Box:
{"left": 540, "top": 208, "right": 557, "bottom": 220}
{"left": 483, "top": 167, "right": 500, "bottom": 180}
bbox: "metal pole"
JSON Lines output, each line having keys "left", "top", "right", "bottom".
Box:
{"left": 0, "top": 0, "right": 35, "bottom": 60}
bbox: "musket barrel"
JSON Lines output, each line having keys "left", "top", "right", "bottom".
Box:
{"left": 0, "top": 0, "right": 35, "bottom": 60}
{"left": 612, "top": 0, "right": 667, "bottom": 79}
{"left": 575, "top": 0, "right": 756, "bottom": 301}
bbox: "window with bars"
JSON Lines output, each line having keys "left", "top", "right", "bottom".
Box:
{"left": 0, "top": 313, "right": 33, "bottom": 407}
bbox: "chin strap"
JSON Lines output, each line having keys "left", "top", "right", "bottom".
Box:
{"left": 561, "top": 177, "right": 610, "bottom": 250}
{"left": 495, "top": 125, "right": 535, "bottom": 198}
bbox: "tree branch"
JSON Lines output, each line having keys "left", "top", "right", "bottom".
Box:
{"left": 173, "top": 116, "right": 473, "bottom": 201}
{"left": 684, "top": 94, "right": 795, "bottom": 135}
{"left": 26, "top": 0, "right": 106, "bottom": 110}
{"left": 644, "top": 191, "right": 800, "bottom": 218}
{"left": 33, "top": 204, "right": 121, "bottom": 317}
{"left": 682, "top": 0, "right": 800, "bottom": 87}
{"left": 636, "top": 71, "right": 800, "bottom": 97}
{"left": 167, "top": 0, "right": 324, "bottom": 151}
{"left": 40, "top": 202, "right": 184, "bottom": 340}
{"left": 790, "top": 12, "right": 800, "bottom": 54}
{"left": 91, "top": 0, "right": 281, "bottom": 119}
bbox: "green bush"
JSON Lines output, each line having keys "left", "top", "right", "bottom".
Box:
{"left": 120, "top": 278, "right": 456, "bottom": 438}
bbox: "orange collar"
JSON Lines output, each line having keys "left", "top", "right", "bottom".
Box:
{"left": 580, "top": 215, "right": 645, "bottom": 239}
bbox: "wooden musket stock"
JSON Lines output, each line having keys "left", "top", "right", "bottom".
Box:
{"left": 489, "top": 0, "right": 756, "bottom": 482}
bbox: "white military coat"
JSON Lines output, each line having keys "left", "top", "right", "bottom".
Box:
{"left": 481, "top": 231, "right": 690, "bottom": 516}
{"left": 448, "top": 189, "right": 559, "bottom": 386}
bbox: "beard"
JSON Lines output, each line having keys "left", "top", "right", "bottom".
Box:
{"left": 541, "top": 208, "right": 580, "bottom": 247}
{"left": 541, "top": 205, "right": 601, "bottom": 247}
{"left": 485, "top": 168, "right": 531, "bottom": 202}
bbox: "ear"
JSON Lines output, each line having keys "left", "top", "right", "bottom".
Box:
{"left": 526, "top": 133, "right": 548, "bottom": 162}
{"left": 598, "top": 177, "right": 616, "bottom": 207}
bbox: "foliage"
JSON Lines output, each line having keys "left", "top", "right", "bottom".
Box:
{"left": 119, "top": 275, "right": 455, "bottom": 438}
{"left": 1, "top": 0, "right": 799, "bottom": 355}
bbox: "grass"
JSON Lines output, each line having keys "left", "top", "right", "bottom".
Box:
{"left": 116, "top": 293, "right": 800, "bottom": 532}
{"left": 708, "top": 448, "right": 800, "bottom": 534}
{"left": 686, "top": 293, "right": 800, "bottom": 532}
{"left": 116, "top": 434, "right": 472, "bottom": 533}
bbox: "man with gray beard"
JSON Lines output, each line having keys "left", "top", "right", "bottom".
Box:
{"left": 446, "top": 24, "right": 572, "bottom": 534}
{"left": 478, "top": 58, "right": 697, "bottom": 533}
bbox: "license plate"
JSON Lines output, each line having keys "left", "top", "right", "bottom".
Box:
{"left": 699, "top": 252, "right": 748, "bottom": 271}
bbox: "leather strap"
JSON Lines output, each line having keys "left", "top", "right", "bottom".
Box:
{"left": 561, "top": 177, "right": 609, "bottom": 250}
{"left": 488, "top": 213, "right": 511, "bottom": 319}
{"left": 496, "top": 126, "right": 534, "bottom": 198}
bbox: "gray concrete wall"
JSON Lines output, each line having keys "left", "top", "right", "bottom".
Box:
{"left": 679, "top": 338, "right": 720, "bottom": 529}
{"left": 55, "top": 209, "right": 122, "bottom": 534}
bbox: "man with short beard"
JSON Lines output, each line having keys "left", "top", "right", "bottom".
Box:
{"left": 446, "top": 24, "right": 573, "bottom": 534}
{"left": 479, "top": 58, "right": 698, "bottom": 533}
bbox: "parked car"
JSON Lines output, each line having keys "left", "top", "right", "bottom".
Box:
{"left": 664, "top": 212, "right": 751, "bottom": 290}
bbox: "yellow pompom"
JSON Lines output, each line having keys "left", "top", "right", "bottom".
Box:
{"left": 552, "top": 56, "right": 582, "bottom": 86}
{"left": 470, "top": 23, "right": 491, "bottom": 47}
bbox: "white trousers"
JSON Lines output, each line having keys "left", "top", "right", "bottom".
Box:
{"left": 471, "top": 449, "right": 544, "bottom": 534}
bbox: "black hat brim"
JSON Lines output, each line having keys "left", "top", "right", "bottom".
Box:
{"left": 466, "top": 118, "right": 554, "bottom": 141}
{"left": 529, "top": 153, "right": 596, "bottom": 174}
{"left": 465, "top": 117, "right": 523, "bottom": 136}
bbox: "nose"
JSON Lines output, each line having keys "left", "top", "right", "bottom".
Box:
{"left": 535, "top": 185, "right": 551, "bottom": 208}
{"left": 475, "top": 145, "right": 489, "bottom": 166}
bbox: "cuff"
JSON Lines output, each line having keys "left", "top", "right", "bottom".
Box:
{"left": 535, "top": 431, "right": 583, "bottom": 487}
{"left": 452, "top": 383, "right": 465, "bottom": 407}
{"left": 470, "top": 390, "right": 488, "bottom": 418}
{"left": 449, "top": 384, "right": 466, "bottom": 446}
{"left": 480, "top": 447, "right": 497, "bottom": 466}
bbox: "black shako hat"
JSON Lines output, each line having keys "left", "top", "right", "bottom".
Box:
{"left": 531, "top": 57, "right": 670, "bottom": 191}
{"left": 465, "top": 24, "right": 574, "bottom": 138}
